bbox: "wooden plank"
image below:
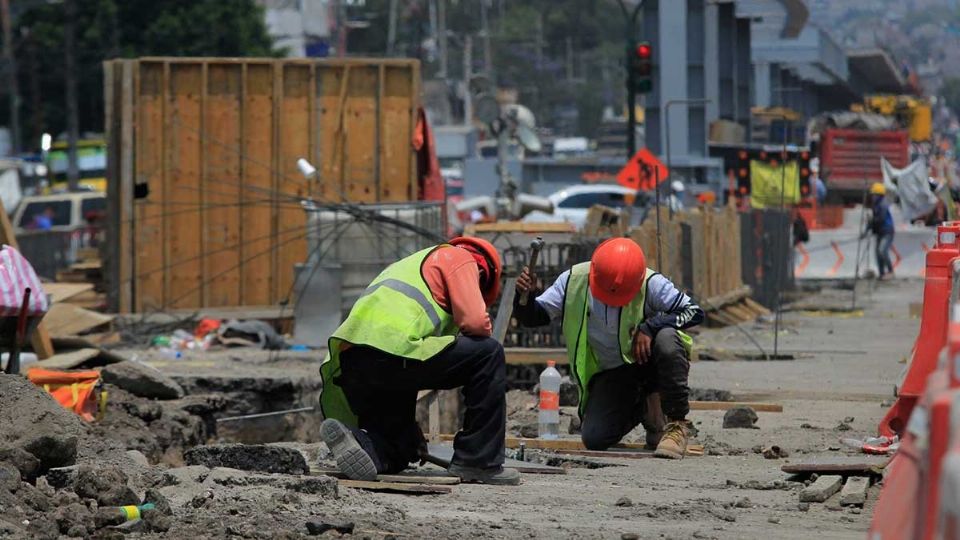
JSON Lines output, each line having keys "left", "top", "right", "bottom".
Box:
{"left": 313, "top": 468, "right": 460, "bottom": 485}
{"left": 43, "top": 303, "right": 114, "bottom": 338}
{"left": 317, "top": 65, "right": 345, "bottom": 202}
{"left": 344, "top": 65, "right": 378, "bottom": 202}
{"left": 167, "top": 63, "right": 204, "bottom": 308}
{"left": 203, "top": 63, "right": 242, "bottom": 307}
{"left": 240, "top": 64, "right": 276, "bottom": 306}
{"left": 690, "top": 401, "right": 782, "bottom": 412}
{"left": 781, "top": 455, "right": 890, "bottom": 476}
{"left": 43, "top": 283, "right": 95, "bottom": 304}
{"left": 427, "top": 443, "right": 565, "bottom": 475}
{"left": 35, "top": 348, "right": 101, "bottom": 370}
{"left": 118, "top": 60, "right": 135, "bottom": 312}
{"left": 702, "top": 285, "right": 751, "bottom": 311}
{"left": 134, "top": 61, "right": 166, "bottom": 311}
{"left": 553, "top": 445, "right": 704, "bottom": 459}
{"left": 382, "top": 65, "right": 414, "bottom": 200}
{"left": 743, "top": 297, "right": 771, "bottom": 316}
{"left": 275, "top": 64, "right": 310, "bottom": 302}
{"left": 505, "top": 347, "right": 568, "bottom": 365}
{"left": 465, "top": 221, "right": 576, "bottom": 234}
{"left": 338, "top": 479, "right": 452, "bottom": 494}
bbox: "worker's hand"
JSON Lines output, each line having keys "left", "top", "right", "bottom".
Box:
{"left": 632, "top": 328, "right": 652, "bottom": 364}
{"left": 516, "top": 266, "right": 536, "bottom": 294}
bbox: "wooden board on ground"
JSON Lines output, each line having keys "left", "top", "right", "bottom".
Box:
{"left": 553, "top": 444, "right": 704, "bottom": 459}
{"left": 505, "top": 348, "right": 568, "bottom": 365}
{"left": 312, "top": 467, "right": 460, "bottom": 485}
{"left": 35, "top": 348, "right": 101, "bottom": 370}
{"left": 43, "top": 303, "right": 114, "bottom": 338}
{"left": 427, "top": 443, "right": 565, "bottom": 475}
{"left": 463, "top": 221, "right": 575, "bottom": 234}
{"left": 780, "top": 455, "right": 891, "bottom": 476}
{"left": 690, "top": 401, "right": 783, "bottom": 412}
{"left": 338, "top": 479, "right": 452, "bottom": 494}
{"left": 43, "top": 283, "right": 95, "bottom": 304}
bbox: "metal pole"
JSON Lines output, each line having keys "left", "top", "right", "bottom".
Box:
{"left": 618, "top": 0, "right": 643, "bottom": 157}
{"left": 437, "top": 0, "right": 447, "bottom": 77}
{"left": 463, "top": 35, "right": 473, "bottom": 126}
{"left": 386, "top": 0, "right": 398, "bottom": 56}
{"left": 773, "top": 118, "right": 790, "bottom": 358}
{"left": 655, "top": 166, "right": 662, "bottom": 271}
{"left": 64, "top": 0, "right": 80, "bottom": 191}
{"left": 664, "top": 99, "right": 712, "bottom": 219}
{"left": 480, "top": 0, "right": 493, "bottom": 77}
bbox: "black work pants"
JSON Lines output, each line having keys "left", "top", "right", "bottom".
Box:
{"left": 336, "top": 336, "right": 506, "bottom": 473}
{"left": 580, "top": 328, "right": 690, "bottom": 450}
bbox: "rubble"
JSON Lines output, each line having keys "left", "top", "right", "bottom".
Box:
{"left": 101, "top": 360, "right": 185, "bottom": 400}
{"left": 799, "top": 475, "right": 843, "bottom": 503}
{"left": 0, "top": 374, "right": 83, "bottom": 473}
{"left": 183, "top": 444, "right": 310, "bottom": 475}
{"left": 722, "top": 406, "right": 759, "bottom": 429}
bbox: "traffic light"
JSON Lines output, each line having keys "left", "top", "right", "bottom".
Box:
{"left": 629, "top": 41, "right": 653, "bottom": 94}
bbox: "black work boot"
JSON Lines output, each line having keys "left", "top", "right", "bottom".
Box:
{"left": 320, "top": 419, "right": 378, "bottom": 481}
{"left": 447, "top": 463, "right": 521, "bottom": 486}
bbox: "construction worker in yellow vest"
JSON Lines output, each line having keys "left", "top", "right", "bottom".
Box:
{"left": 513, "top": 238, "right": 703, "bottom": 458}
{"left": 319, "top": 237, "right": 520, "bottom": 485}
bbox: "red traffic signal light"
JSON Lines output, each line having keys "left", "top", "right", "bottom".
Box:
{"left": 636, "top": 43, "right": 651, "bottom": 58}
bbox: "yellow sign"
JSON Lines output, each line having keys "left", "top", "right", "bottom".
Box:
{"left": 749, "top": 160, "right": 800, "bottom": 209}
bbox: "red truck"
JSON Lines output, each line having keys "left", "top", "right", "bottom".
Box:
{"left": 819, "top": 128, "right": 910, "bottom": 203}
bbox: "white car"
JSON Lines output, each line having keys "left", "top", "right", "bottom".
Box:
{"left": 522, "top": 184, "right": 637, "bottom": 228}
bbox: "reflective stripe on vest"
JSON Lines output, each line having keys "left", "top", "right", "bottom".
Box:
{"left": 358, "top": 278, "right": 443, "bottom": 334}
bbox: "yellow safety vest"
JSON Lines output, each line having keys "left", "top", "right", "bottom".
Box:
{"left": 319, "top": 245, "right": 459, "bottom": 425}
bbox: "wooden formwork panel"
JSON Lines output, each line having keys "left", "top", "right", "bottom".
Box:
{"left": 105, "top": 57, "right": 421, "bottom": 312}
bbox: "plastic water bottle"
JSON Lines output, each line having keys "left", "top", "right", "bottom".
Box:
{"left": 538, "top": 361, "right": 561, "bottom": 439}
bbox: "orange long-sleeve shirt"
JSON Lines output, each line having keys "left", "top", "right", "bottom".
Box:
{"left": 421, "top": 245, "right": 492, "bottom": 337}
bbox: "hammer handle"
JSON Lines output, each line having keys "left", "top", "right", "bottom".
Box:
{"left": 518, "top": 244, "right": 543, "bottom": 306}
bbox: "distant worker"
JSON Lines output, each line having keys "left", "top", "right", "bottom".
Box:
{"left": 513, "top": 238, "right": 704, "bottom": 458}
{"left": 319, "top": 237, "right": 519, "bottom": 485}
{"left": 811, "top": 164, "right": 827, "bottom": 206}
{"left": 866, "top": 183, "right": 895, "bottom": 280}
{"left": 668, "top": 180, "right": 686, "bottom": 213}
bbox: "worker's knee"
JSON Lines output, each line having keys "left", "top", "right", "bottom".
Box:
{"left": 580, "top": 422, "right": 617, "bottom": 451}
{"left": 652, "top": 328, "right": 686, "bottom": 360}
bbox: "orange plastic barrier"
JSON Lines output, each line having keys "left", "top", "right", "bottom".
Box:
{"left": 26, "top": 367, "right": 102, "bottom": 422}
{"left": 879, "top": 224, "right": 960, "bottom": 438}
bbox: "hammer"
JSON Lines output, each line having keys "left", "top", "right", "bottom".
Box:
{"left": 519, "top": 237, "right": 545, "bottom": 306}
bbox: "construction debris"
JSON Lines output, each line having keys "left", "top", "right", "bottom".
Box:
{"left": 799, "top": 474, "right": 843, "bottom": 503}
{"left": 183, "top": 444, "right": 310, "bottom": 475}
{"left": 101, "top": 361, "right": 184, "bottom": 400}
{"left": 722, "top": 406, "right": 759, "bottom": 429}
{"left": 839, "top": 476, "right": 870, "bottom": 506}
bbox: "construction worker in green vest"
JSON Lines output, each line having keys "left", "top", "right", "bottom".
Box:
{"left": 513, "top": 237, "right": 703, "bottom": 458}
{"left": 319, "top": 237, "right": 520, "bottom": 485}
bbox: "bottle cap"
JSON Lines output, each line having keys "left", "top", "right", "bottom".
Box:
{"left": 547, "top": 360, "right": 555, "bottom": 368}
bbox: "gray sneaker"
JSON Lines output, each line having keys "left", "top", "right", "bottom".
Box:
{"left": 448, "top": 463, "right": 521, "bottom": 486}
{"left": 320, "top": 419, "right": 378, "bottom": 481}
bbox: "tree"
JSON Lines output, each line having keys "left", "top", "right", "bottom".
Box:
{"left": 8, "top": 0, "right": 279, "bottom": 149}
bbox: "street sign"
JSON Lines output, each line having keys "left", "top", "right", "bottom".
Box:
{"left": 616, "top": 148, "right": 669, "bottom": 191}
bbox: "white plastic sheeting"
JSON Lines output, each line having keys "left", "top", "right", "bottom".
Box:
{"left": 881, "top": 157, "right": 937, "bottom": 223}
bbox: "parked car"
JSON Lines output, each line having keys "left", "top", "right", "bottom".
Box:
{"left": 522, "top": 184, "right": 637, "bottom": 228}
{"left": 13, "top": 192, "right": 106, "bottom": 234}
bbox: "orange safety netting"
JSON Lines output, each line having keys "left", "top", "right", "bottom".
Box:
{"left": 26, "top": 368, "right": 103, "bottom": 422}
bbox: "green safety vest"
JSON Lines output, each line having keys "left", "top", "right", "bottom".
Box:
{"left": 561, "top": 263, "right": 692, "bottom": 416}
{"left": 319, "top": 245, "right": 459, "bottom": 426}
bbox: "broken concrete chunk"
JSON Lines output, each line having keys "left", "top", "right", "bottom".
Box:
{"left": 0, "top": 375, "right": 83, "bottom": 473}
{"left": 306, "top": 520, "right": 354, "bottom": 535}
{"left": 0, "top": 462, "right": 21, "bottom": 492}
{"left": 799, "top": 474, "right": 843, "bottom": 503}
{"left": 839, "top": 476, "right": 869, "bottom": 506}
{"left": 615, "top": 496, "right": 633, "bottom": 507}
{"left": 44, "top": 466, "right": 78, "bottom": 489}
{"left": 73, "top": 465, "right": 140, "bottom": 506}
{"left": 0, "top": 446, "right": 39, "bottom": 482}
{"left": 722, "top": 406, "right": 759, "bottom": 429}
{"left": 183, "top": 444, "right": 309, "bottom": 475}
{"left": 101, "top": 361, "right": 185, "bottom": 400}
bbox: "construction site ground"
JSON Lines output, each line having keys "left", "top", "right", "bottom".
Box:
{"left": 0, "top": 278, "right": 915, "bottom": 539}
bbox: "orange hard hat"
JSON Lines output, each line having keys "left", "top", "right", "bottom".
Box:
{"left": 589, "top": 238, "right": 646, "bottom": 307}
{"left": 449, "top": 236, "right": 502, "bottom": 307}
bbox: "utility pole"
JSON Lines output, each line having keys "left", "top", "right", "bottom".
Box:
{"left": 480, "top": 1, "right": 493, "bottom": 77}
{"left": 617, "top": 0, "right": 644, "bottom": 157}
{"left": 463, "top": 35, "right": 473, "bottom": 126}
{"left": 0, "top": 0, "right": 19, "bottom": 155}
{"left": 437, "top": 0, "right": 448, "bottom": 78}
{"left": 386, "top": 0, "right": 398, "bottom": 55}
{"left": 64, "top": 0, "right": 79, "bottom": 191}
